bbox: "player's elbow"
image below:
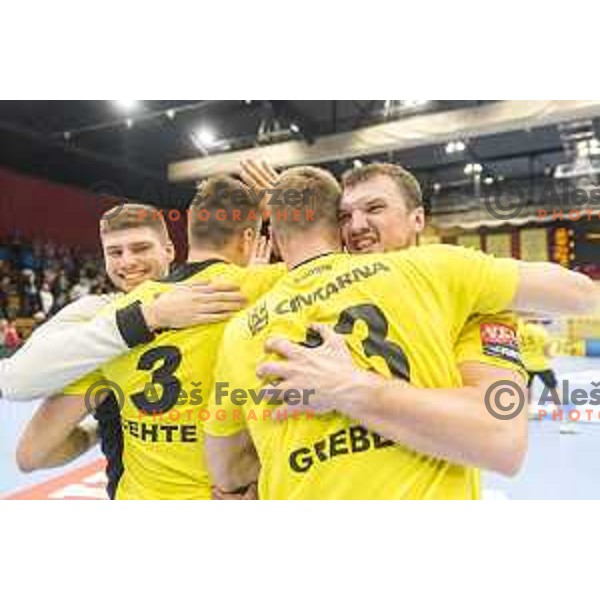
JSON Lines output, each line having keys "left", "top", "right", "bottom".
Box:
{"left": 15, "top": 441, "right": 41, "bottom": 473}
{"left": 494, "top": 449, "right": 525, "bottom": 478}
{"left": 491, "top": 429, "right": 528, "bottom": 477}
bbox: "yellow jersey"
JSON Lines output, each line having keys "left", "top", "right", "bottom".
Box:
{"left": 444, "top": 313, "right": 525, "bottom": 500}
{"left": 64, "top": 260, "right": 284, "bottom": 500}
{"left": 206, "top": 245, "right": 520, "bottom": 500}
{"left": 456, "top": 313, "right": 525, "bottom": 376}
{"left": 518, "top": 321, "right": 551, "bottom": 372}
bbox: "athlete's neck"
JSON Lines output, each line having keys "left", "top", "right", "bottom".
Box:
{"left": 282, "top": 237, "right": 342, "bottom": 270}
{"left": 187, "top": 247, "right": 232, "bottom": 264}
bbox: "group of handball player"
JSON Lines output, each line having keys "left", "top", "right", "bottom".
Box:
{"left": 1, "top": 159, "right": 597, "bottom": 499}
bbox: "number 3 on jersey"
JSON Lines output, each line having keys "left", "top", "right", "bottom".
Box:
{"left": 130, "top": 346, "right": 183, "bottom": 414}
{"left": 303, "top": 304, "right": 410, "bottom": 381}
{"left": 335, "top": 304, "right": 410, "bottom": 381}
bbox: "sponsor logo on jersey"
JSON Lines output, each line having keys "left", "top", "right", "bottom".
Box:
{"left": 276, "top": 262, "right": 390, "bottom": 315}
{"left": 288, "top": 425, "right": 395, "bottom": 473}
{"left": 480, "top": 322, "right": 523, "bottom": 366}
{"left": 248, "top": 301, "right": 269, "bottom": 336}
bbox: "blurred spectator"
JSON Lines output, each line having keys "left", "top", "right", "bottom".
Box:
{"left": 0, "top": 276, "right": 9, "bottom": 318}
{"left": 0, "top": 318, "right": 21, "bottom": 350}
{"left": 39, "top": 282, "right": 54, "bottom": 315}
{"left": 54, "top": 270, "right": 70, "bottom": 294}
{"left": 1, "top": 274, "right": 16, "bottom": 318}
{"left": 0, "top": 235, "right": 107, "bottom": 342}
{"left": 51, "top": 270, "right": 70, "bottom": 313}
{"left": 20, "top": 268, "right": 41, "bottom": 317}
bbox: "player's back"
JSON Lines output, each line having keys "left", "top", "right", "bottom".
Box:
{"left": 212, "top": 245, "right": 519, "bottom": 499}
{"left": 100, "top": 259, "right": 283, "bottom": 499}
{"left": 260, "top": 250, "right": 463, "bottom": 386}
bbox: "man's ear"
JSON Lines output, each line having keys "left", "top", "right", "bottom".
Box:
{"left": 165, "top": 242, "right": 176, "bottom": 264}
{"left": 243, "top": 227, "right": 257, "bottom": 246}
{"left": 239, "top": 227, "right": 257, "bottom": 257}
{"left": 412, "top": 207, "right": 426, "bottom": 234}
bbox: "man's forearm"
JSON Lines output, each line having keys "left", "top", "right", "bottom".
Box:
{"left": 0, "top": 314, "right": 127, "bottom": 401}
{"left": 20, "top": 424, "right": 98, "bottom": 471}
{"left": 0, "top": 282, "right": 244, "bottom": 402}
{"left": 16, "top": 394, "right": 95, "bottom": 473}
{"left": 512, "top": 262, "right": 599, "bottom": 315}
{"left": 332, "top": 372, "right": 527, "bottom": 475}
{"left": 0, "top": 301, "right": 153, "bottom": 402}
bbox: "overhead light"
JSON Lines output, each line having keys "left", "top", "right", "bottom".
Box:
{"left": 63, "top": 131, "right": 71, "bottom": 141}
{"left": 403, "top": 100, "right": 428, "bottom": 107}
{"left": 445, "top": 140, "right": 466, "bottom": 154}
{"left": 576, "top": 140, "right": 591, "bottom": 158}
{"left": 484, "top": 176, "right": 494, "bottom": 185}
{"left": 353, "top": 159, "right": 363, "bottom": 168}
{"left": 290, "top": 123, "right": 300, "bottom": 133}
{"left": 245, "top": 100, "right": 252, "bottom": 105}
{"left": 433, "top": 182, "right": 442, "bottom": 192}
{"left": 384, "top": 100, "right": 428, "bottom": 118}
{"left": 191, "top": 128, "right": 217, "bottom": 150}
{"left": 114, "top": 100, "right": 140, "bottom": 112}
{"left": 196, "top": 128, "right": 215, "bottom": 146}
{"left": 166, "top": 109, "right": 176, "bottom": 120}
{"left": 125, "top": 118, "right": 134, "bottom": 129}
{"left": 464, "top": 163, "right": 482, "bottom": 176}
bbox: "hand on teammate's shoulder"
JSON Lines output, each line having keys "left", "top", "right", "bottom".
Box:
{"left": 143, "top": 281, "right": 247, "bottom": 330}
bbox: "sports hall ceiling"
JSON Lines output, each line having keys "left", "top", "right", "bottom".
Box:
{"left": 0, "top": 100, "right": 597, "bottom": 212}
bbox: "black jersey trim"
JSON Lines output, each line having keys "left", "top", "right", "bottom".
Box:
{"left": 116, "top": 300, "right": 155, "bottom": 349}
{"left": 160, "top": 259, "right": 228, "bottom": 283}
{"left": 290, "top": 252, "right": 336, "bottom": 271}
{"left": 94, "top": 393, "right": 123, "bottom": 500}
{"left": 115, "top": 259, "right": 228, "bottom": 348}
